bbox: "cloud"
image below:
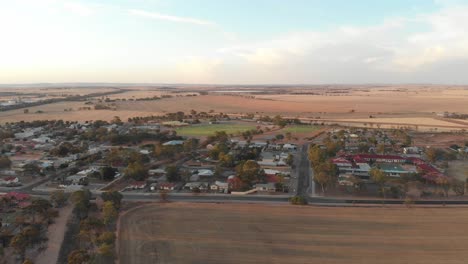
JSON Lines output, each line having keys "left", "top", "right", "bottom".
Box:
{"left": 191, "top": 3, "right": 468, "bottom": 84}
{"left": 129, "top": 9, "right": 215, "bottom": 26}
{"left": 62, "top": 1, "right": 94, "bottom": 16}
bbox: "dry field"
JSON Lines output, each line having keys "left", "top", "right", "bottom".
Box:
{"left": 118, "top": 203, "right": 468, "bottom": 264}
{"left": 411, "top": 133, "right": 468, "bottom": 148}
{"left": 1, "top": 86, "right": 468, "bottom": 130}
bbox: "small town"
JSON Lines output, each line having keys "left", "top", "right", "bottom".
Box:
{"left": 3, "top": 1, "right": 468, "bottom": 263}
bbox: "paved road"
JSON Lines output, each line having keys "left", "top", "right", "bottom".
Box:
{"left": 296, "top": 144, "right": 313, "bottom": 197}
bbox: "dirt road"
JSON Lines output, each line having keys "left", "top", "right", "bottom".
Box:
{"left": 35, "top": 205, "right": 74, "bottom": 264}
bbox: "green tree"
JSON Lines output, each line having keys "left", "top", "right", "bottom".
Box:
{"left": 100, "top": 166, "right": 117, "bottom": 181}
{"left": 377, "top": 144, "right": 385, "bottom": 154}
{"left": 314, "top": 171, "right": 330, "bottom": 195}
{"left": 289, "top": 196, "right": 308, "bottom": 205}
{"left": 22, "top": 259, "right": 34, "bottom": 264}
{"left": 124, "top": 161, "right": 148, "bottom": 181}
{"left": 236, "top": 160, "right": 265, "bottom": 187}
{"left": 96, "top": 231, "right": 116, "bottom": 245}
{"left": 0, "top": 156, "right": 12, "bottom": 169}
{"left": 370, "top": 168, "right": 387, "bottom": 198}
{"left": 68, "top": 249, "right": 90, "bottom": 264}
{"left": 102, "top": 201, "right": 118, "bottom": 225}
{"left": 98, "top": 243, "right": 114, "bottom": 257}
{"left": 71, "top": 190, "right": 91, "bottom": 219}
{"left": 165, "top": 165, "right": 180, "bottom": 182}
{"left": 426, "top": 148, "right": 438, "bottom": 163}
{"left": 101, "top": 191, "right": 123, "bottom": 209}
{"left": 50, "top": 190, "right": 68, "bottom": 208}
{"left": 285, "top": 154, "right": 294, "bottom": 167}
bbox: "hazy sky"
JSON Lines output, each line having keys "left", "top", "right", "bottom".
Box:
{"left": 1, "top": 0, "right": 468, "bottom": 84}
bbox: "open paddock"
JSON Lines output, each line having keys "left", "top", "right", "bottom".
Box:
{"left": 118, "top": 202, "right": 468, "bottom": 264}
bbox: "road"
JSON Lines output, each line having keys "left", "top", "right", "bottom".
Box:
{"left": 295, "top": 144, "right": 315, "bottom": 197}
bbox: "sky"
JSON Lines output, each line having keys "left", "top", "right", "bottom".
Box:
{"left": 1, "top": 0, "right": 468, "bottom": 84}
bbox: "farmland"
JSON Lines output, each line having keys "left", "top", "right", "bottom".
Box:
{"left": 1, "top": 86, "right": 468, "bottom": 131}
{"left": 118, "top": 203, "right": 468, "bottom": 264}
{"left": 175, "top": 123, "right": 256, "bottom": 136}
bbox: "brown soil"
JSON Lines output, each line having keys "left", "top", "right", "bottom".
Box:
{"left": 118, "top": 202, "right": 468, "bottom": 264}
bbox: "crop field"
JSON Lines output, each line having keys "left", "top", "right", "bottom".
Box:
{"left": 118, "top": 203, "right": 468, "bottom": 264}
{"left": 175, "top": 123, "right": 256, "bottom": 136}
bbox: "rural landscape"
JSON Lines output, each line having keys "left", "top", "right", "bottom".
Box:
{"left": 2, "top": 0, "right": 468, "bottom": 263}
{"left": 1, "top": 84, "right": 467, "bottom": 264}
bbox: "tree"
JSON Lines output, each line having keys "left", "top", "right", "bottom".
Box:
{"left": 451, "top": 179, "right": 465, "bottom": 196}
{"left": 218, "top": 153, "right": 234, "bottom": 167}
{"left": 124, "top": 161, "right": 148, "bottom": 181}
{"left": 165, "top": 165, "right": 180, "bottom": 182}
{"left": 370, "top": 168, "right": 387, "bottom": 198}
{"left": 50, "top": 190, "right": 68, "bottom": 208}
{"left": 68, "top": 249, "right": 90, "bottom": 264}
{"left": 100, "top": 166, "right": 117, "bottom": 181}
{"left": 289, "top": 196, "right": 308, "bottom": 205}
{"left": 435, "top": 177, "right": 449, "bottom": 197}
{"left": 160, "top": 190, "right": 169, "bottom": 202}
{"left": 10, "top": 233, "right": 27, "bottom": 258}
{"left": 426, "top": 148, "right": 438, "bottom": 163}
{"left": 376, "top": 144, "right": 385, "bottom": 154}
{"left": 101, "top": 191, "right": 123, "bottom": 209}
{"left": 71, "top": 190, "right": 91, "bottom": 219}
{"left": 308, "top": 145, "right": 326, "bottom": 165}
{"left": 98, "top": 243, "right": 114, "bottom": 257}
{"left": 23, "top": 259, "right": 34, "bottom": 264}
{"left": 285, "top": 154, "right": 294, "bottom": 167}
{"left": 183, "top": 138, "right": 199, "bottom": 153}
{"left": 102, "top": 201, "right": 118, "bottom": 225}
{"left": 96, "top": 231, "right": 116, "bottom": 245}
{"left": 314, "top": 171, "right": 330, "bottom": 195}
{"left": 236, "top": 160, "right": 265, "bottom": 187}
{"left": 0, "top": 156, "right": 12, "bottom": 169}
{"left": 24, "top": 109, "right": 29, "bottom": 114}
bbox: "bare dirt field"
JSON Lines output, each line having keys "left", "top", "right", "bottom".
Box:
{"left": 118, "top": 203, "right": 468, "bottom": 264}
{"left": 411, "top": 133, "right": 468, "bottom": 148}
{"left": 447, "top": 160, "right": 468, "bottom": 181}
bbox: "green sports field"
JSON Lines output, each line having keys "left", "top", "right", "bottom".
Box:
{"left": 175, "top": 123, "right": 256, "bottom": 136}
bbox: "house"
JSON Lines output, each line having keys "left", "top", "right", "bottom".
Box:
{"left": 128, "top": 181, "right": 146, "bottom": 190}
{"left": 255, "top": 183, "right": 276, "bottom": 192}
{"left": 65, "top": 175, "right": 88, "bottom": 185}
{"left": 353, "top": 154, "right": 407, "bottom": 164}
{"left": 337, "top": 163, "right": 371, "bottom": 179}
{"left": 210, "top": 181, "right": 229, "bottom": 192}
{"left": 184, "top": 182, "right": 209, "bottom": 191}
{"left": 158, "top": 182, "right": 176, "bottom": 191}
{"left": 283, "top": 143, "right": 297, "bottom": 151}
{"left": 0, "top": 176, "right": 20, "bottom": 186}
{"left": 149, "top": 168, "right": 166, "bottom": 176}
{"left": 162, "top": 140, "right": 185, "bottom": 146}
{"left": 197, "top": 169, "right": 214, "bottom": 178}
{"left": 403, "top": 147, "right": 421, "bottom": 155}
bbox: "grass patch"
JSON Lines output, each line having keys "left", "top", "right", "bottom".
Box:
{"left": 281, "top": 125, "right": 321, "bottom": 133}
{"left": 176, "top": 124, "right": 256, "bottom": 136}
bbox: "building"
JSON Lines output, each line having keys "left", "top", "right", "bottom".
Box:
{"left": 210, "top": 181, "right": 229, "bottom": 192}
